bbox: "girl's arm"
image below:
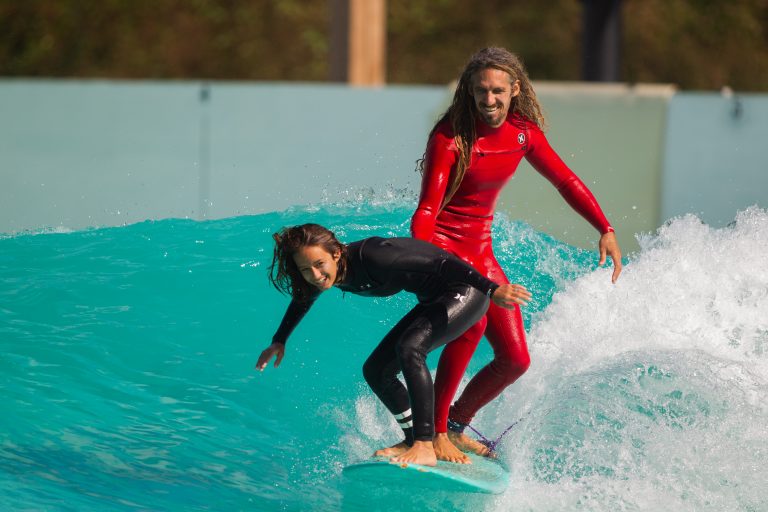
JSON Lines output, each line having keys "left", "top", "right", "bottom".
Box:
{"left": 257, "top": 293, "right": 319, "bottom": 371}
{"left": 436, "top": 256, "right": 532, "bottom": 309}
{"left": 371, "top": 238, "right": 498, "bottom": 297}
{"left": 271, "top": 297, "right": 317, "bottom": 346}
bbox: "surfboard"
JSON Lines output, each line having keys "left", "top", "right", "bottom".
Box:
{"left": 342, "top": 453, "right": 509, "bottom": 494}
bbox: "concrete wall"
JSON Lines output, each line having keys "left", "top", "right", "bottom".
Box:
{"left": 499, "top": 83, "right": 673, "bottom": 253}
{"left": 2, "top": 79, "right": 766, "bottom": 255}
{"left": 662, "top": 92, "right": 768, "bottom": 227}
{"left": 1, "top": 81, "right": 202, "bottom": 232}
{"left": 0, "top": 80, "right": 446, "bottom": 233}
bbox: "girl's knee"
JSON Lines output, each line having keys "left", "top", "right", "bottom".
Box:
{"left": 362, "top": 356, "right": 390, "bottom": 388}
{"left": 362, "top": 358, "right": 377, "bottom": 387}
{"left": 395, "top": 341, "right": 427, "bottom": 369}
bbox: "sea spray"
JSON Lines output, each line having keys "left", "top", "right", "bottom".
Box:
{"left": 485, "top": 207, "right": 768, "bottom": 511}
{"left": 2, "top": 204, "right": 766, "bottom": 511}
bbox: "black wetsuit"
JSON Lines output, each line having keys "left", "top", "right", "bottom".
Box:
{"left": 271, "top": 237, "right": 498, "bottom": 444}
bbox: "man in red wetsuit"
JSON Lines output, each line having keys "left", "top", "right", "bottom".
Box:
{"left": 411, "top": 47, "right": 623, "bottom": 463}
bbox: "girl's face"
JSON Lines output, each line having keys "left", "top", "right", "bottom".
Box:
{"left": 293, "top": 245, "right": 340, "bottom": 291}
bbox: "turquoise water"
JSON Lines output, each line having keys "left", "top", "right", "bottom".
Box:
{"left": 2, "top": 202, "right": 767, "bottom": 511}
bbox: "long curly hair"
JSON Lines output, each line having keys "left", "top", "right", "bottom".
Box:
{"left": 418, "top": 47, "right": 546, "bottom": 209}
{"left": 268, "top": 223, "right": 347, "bottom": 302}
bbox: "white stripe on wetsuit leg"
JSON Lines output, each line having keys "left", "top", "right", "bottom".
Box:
{"left": 394, "top": 409, "right": 412, "bottom": 420}
{"left": 394, "top": 409, "right": 414, "bottom": 428}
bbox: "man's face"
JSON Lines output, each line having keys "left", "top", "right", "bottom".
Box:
{"left": 470, "top": 68, "right": 520, "bottom": 128}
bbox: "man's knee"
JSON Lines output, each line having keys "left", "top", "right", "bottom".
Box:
{"left": 491, "top": 351, "right": 531, "bottom": 383}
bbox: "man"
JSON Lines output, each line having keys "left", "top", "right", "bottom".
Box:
{"left": 410, "top": 47, "right": 622, "bottom": 463}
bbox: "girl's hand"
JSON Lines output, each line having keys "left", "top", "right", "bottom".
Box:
{"left": 491, "top": 283, "right": 532, "bottom": 309}
{"left": 256, "top": 343, "right": 285, "bottom": 372}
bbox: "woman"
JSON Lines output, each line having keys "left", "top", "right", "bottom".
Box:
{"left": 412, "top": 47, "right": 623, "bottom": 462}
{"left": 256, "top": 223, "right": 531, "bottom": 466}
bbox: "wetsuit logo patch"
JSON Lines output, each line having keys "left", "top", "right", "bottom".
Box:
{"left": 517, "top": 133, "right": 526, "bottom": 145}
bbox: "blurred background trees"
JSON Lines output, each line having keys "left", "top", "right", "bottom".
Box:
{"left": 1, "top": 0, "right": 766, "bottom": 91}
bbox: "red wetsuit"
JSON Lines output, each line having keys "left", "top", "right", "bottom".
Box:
{"left": 411, "top": 113, "right": 613, "bottom": 431}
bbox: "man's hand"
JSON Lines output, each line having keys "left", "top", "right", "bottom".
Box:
{"left": 256, "top": 343, "right": 285, "bottom": 372}
{"left": 599, "top": 231, "right": 623, "bottom": 283}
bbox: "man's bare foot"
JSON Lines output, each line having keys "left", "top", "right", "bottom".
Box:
{"left": 433, "top": 433, "right": 471, "bottom": 464}
{"left": 373, "top": 442, "right": 408, "bottom": 457}
{"left": 390, "top": 440, "right": 437, "bottom": 466}
{"left": 447, "top": 431, "right": 495, "bottom": 458}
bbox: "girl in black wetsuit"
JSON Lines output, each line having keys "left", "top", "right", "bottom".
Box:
{"left": 256, "top": 224, "right": 531, "bottom": 466}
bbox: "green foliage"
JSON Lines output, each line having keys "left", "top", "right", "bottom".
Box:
{"left": 0, "top": 0, "right": 330, "bottom": 80}
{"left": 622, "top": 0, "right": 768, "bottom": 91}
{"left": 1, "top": 0, "right": 766, "bottom": 90}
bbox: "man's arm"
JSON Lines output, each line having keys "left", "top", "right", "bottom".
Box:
{"left": 525, "top": 125, "right": 622, "bottom": 282}
{"left": 411, "top": 130, "right": 456, "bottom": 241}
{"left": 524, "top": 125, "right": 613, "bottom": 235}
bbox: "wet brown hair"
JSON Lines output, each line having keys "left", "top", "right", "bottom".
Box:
{"left": 268, "top": 223, "right": 347, "bottom": 302}
{"left": 418, "top": 47, "right": 546, "bottom": 209}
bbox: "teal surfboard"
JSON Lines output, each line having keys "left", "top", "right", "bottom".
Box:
{"left": 342, "top": 453, "right": 509, "bottom": 494}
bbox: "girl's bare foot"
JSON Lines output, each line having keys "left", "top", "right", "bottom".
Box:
{"left": 390, "top": 440, "right": 437, "bottom": 466}
{"left": 447, "top": 431, "right": 495, "bottom": 458}
{"left": 373, "top": 442, "right": 408, "bottom": 457}
{"left": 433, "top": 433, "right": 471, "bottom": 464}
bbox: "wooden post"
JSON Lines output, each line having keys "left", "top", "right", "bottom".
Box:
{"left": 329, "top": 0, "right": 386, "bottom": 86}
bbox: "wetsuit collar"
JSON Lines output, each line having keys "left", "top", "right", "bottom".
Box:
{"left": 334, "top": 254, "right": 351, "bottom": 287}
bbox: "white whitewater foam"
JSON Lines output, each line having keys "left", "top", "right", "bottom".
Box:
{"left": 490, "top": 207, "right": 768, "bottom": 511}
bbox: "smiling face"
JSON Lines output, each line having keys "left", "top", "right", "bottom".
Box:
{"left": 470, "top": 67, "right": 520, "bottom": 128}
{"left": 292, "top": 245, "right": 341, "bottom": 291}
